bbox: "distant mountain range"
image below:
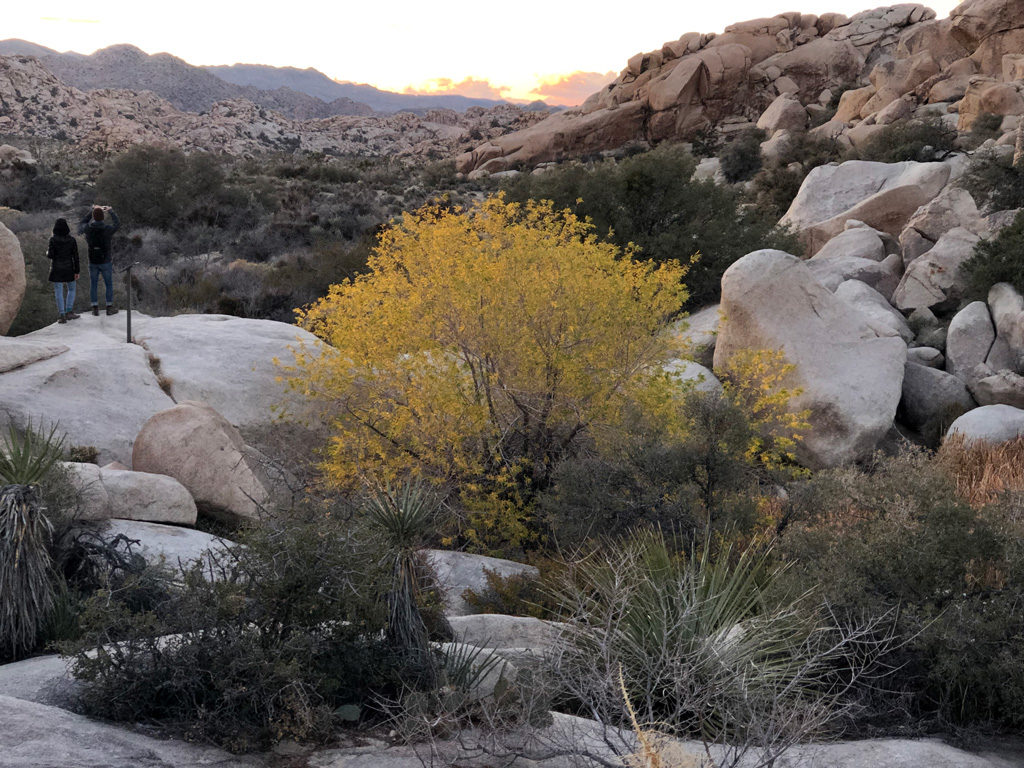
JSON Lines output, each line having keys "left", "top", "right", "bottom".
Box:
{"left": 0, "top": 39, "right": 534, "bottom": 117}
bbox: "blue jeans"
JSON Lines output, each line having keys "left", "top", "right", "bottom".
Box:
{"left": 89, "top": 263, "right": 114, "bottom": 305}
{"left": 53, "top": 282, "right": 76, "bottom": 314}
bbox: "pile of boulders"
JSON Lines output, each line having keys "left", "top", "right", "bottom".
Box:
{"left": 456, "top": 0, "right": 1024, "bottom": 175}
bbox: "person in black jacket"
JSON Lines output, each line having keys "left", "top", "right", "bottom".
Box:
{"left": 47, "top": 218, "right": 80, "bottom": 324}
{"left": 78, "top": 205, "right": 121, "bottom": 316}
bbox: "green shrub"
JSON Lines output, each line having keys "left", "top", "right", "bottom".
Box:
{"left": 855, "top": 117, "right": 957, "bottom": 163}
{"left": 962, "top": 209, "right": 1024, "bottom": 297}
{"left": 775, "top": 449, "right": 1024, "bottom": 730}
{"left": 66, "top": 511, "right": 413, "bottom": 751}
{"left": 503, "top": 144, "right": 798, "bottom": 306}
{"left": 547, "top": 529, "right": 887, "bottom": 761}
{"left": 718, "top": 128, "right": 765, "bottom": 183}
{"left": 961, "top": 152, "right": 1024, "bottom": 213}
{"left": 461, "top": 565, "right": 559, "bottom": 620}
{"left": 972, "top": 111, "right": 1005, "bottom": 140}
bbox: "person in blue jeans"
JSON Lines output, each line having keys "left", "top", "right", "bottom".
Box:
{"left": 46, "top": 217, "right": 80, "bottom": 324}
{"left": 78, "top": 205, "right": 121, "bottom": 315}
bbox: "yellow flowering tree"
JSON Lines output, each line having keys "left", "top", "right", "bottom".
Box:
{"left": 289, "top": 196, "right": 689, "bottom": 502}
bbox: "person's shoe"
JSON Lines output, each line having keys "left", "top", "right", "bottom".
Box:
{"left": 66, "top": 311, "right": 80, "bottom": 320}
{"left": 57, "top": 314, "right": 67, "bottom": 324}
{"left": 106, "top": 306, "right": 118, "bottom": 316}
{"left": 91, "top": 306, "right": 99, "bottom": 316}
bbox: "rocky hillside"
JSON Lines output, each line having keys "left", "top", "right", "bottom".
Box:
{"left": 0, "top": 53, "right": 547, "bottom": 156}
{"left": 0, "top": 39, "right": 517, "bottom": 117}
{"left": 0, "top": 41, "right": 374, "bottom": 118}
{"left": 205, "top": 62, "right": 516, "bottom": 113}
{"left": 456, "top": 0, "right": 1024, "bottom": 173}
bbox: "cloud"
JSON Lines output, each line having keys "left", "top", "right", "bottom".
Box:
{"left": 528, "top": 71, "right": 616, "bottom": 106}
{"left": 404, "top": 77, "right": 509, "bottom": 100}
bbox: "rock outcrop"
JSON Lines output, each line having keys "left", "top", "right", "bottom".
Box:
{"left": 456, "top": 6, "right": 936, "bottom": 173}
{"left": 947, "top": 403, "right": 1024, "bottom": 443}
{"left": 0, "top": 312, "right": 322, "bottom": 466}
{"left": 0, "top": 221, "right": 25, "bottom": 335}
{"left": 714, "top": 249, "right": 907, "bottom": 468}
{"left": 780, "top": 160, "right": 950, "bottom": 255}
{"left": 426, "top": 549, "right": 539, "bottom": 617}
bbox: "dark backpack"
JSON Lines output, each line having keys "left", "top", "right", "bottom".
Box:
{"left": 85, "top": 225, "right": 106, "bottom": 260}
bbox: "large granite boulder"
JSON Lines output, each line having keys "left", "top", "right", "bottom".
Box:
{"left": 447, "top": 615, "right": 560, "bottom": 653}
{"left": 713, "top": 250, "right": 907, "bottom": 468}
{"left": 900, "top": 362, "right": 976, "bottom": 435}
{"left": 781, "top": 160, "right": 951, "bottom": 255}
{"left": 891, "top": 227, "right": 981, "bottom": 311}
{"left": 988, "top": 282, "right": 1024, "bottom": 372}
{"left": 946, "top": 301, "right": 996, "bottom": 381}
{"left": 834, "top": 280, "right": 914, "bottom": 342}
{"left": 426, "top": 549, "right": 538, "bottom": 617}
{"left": 132, "top": 401, "right": 271, "bottom": 524}
{"left": 970, "top": 369, "right": 1024, "bottom": 407}
{"left": 0, "top": 222, "right": 26, "bottom": 335}
{"left": 62, "top": 462, "right": 197, "bottom": 525}
{"left": 899, "top": 187, "right": 987, "bottom": 264}
{"left": 946, "top": 403, "right": 1024, "bottom": 443}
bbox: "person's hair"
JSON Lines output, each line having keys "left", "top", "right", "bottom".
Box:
{"left": 92, "top": 207, "right": 104, "bottom": 221}
{"left": 53, "top": 218, "right": 70, "bottom": 237}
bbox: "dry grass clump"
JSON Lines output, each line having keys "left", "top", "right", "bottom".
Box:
{"left": 939, "top": 435, "right": 1024, "bottom": 507}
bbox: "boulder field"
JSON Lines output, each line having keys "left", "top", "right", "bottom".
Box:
{"left": 456, "top": 0, "right": 1024, "bottom": 175}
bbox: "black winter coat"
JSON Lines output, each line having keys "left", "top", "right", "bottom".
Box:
{"left": 47, "top": 235, "right": 79, "bottom": 283}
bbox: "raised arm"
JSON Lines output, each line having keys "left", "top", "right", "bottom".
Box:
{"left": 78, "top": 212, "right": 92, "bottom": 234}
{"left": 108, "top": 209, "right": 120, "bottom": 232}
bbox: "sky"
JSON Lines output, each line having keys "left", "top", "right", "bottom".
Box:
{"left": 10, "top": 1, "right": 960, "bottom": 106}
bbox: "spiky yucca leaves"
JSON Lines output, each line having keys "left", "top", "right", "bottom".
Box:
{"left": 0, "top": 422, "right": 65, "bottom": 486}
{"left": 0, "top": 485, "right": 55, "bottom": 659}
{"left": 365, "top": 481, "right": 439, "bottom": 680}
{"left": 549, "top": 530, "right": 890, "bottom": 768}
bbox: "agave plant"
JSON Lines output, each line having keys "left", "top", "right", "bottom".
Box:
{"left": 364, "top": 481, "right": 439, "bottom": 677}
{"left": 0, "top": 422, "right": 65, "bottom": 660}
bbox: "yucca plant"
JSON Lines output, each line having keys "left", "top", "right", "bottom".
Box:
{"left": 364, "top": 481, "right": 440, "bottom": 681}
{"left": 0, "top": 422, "right": 66, "bottom": 660}
{"left": 548, "top": 529, "right": 892, "bottom": 768}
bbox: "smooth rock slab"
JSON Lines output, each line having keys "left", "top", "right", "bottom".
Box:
{"left": 0, "top": 694, "right": 257, "bottom": 768}
{"left": 448, "top": 615, "right": 561, "bottom": 652}
{"left": 835, "top": 280, "right": 913, "bottom": 342}
{"left": 0, "top": 655, "right": 78, "bottom": 710}
{"left": 714, "top": 250, "right": 907, "bottom": 468}
{"left": 892, "top": 227, "right": 980, "bottom": 311}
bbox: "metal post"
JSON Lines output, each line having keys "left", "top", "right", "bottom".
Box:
{"left": 121, "top": 262, "right": 139, "bottom": 343}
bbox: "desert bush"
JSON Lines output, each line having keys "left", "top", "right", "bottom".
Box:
{"left": 542, "top": 351, "right": 807, "bottom": 548}
{"left": 290, "top": 196, "right": 688, "bottom": 511}
{"left": 938, "top": 434, "right": 1024, "bottom": 507}
{"left": 94, "top": 145, "right": 245, "bottom": 229}
{"left": 961, "top": 151, "right": 1024, "bottom": 213}
{"left": 718, "top": 128, "right": 765, "bottom": 183}
{"left": 855, "top": 117, "right": 957, "bottom": 163}
{"left": 461, "top": 565, "right": 559, "bottom": 620}
{"left": 972, "top": 111, "right": 1005, "bottom": 140}
{"left": 546, "top": 529, "right": 890, "bottom": 768}
{"left": 750, "top": 134, "right": 844, "bottom": 220}
{"left": 503, "top": 144, "right": 798, "bottom": 306}
{"left": 962, "top": 209, "right": 1024, "bottom": 297}
{"left": 66, "top": 510, "right": 413, "bottom": 751}
{"left": 776, "top": 448, "right": 1024, "bottom": 729}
